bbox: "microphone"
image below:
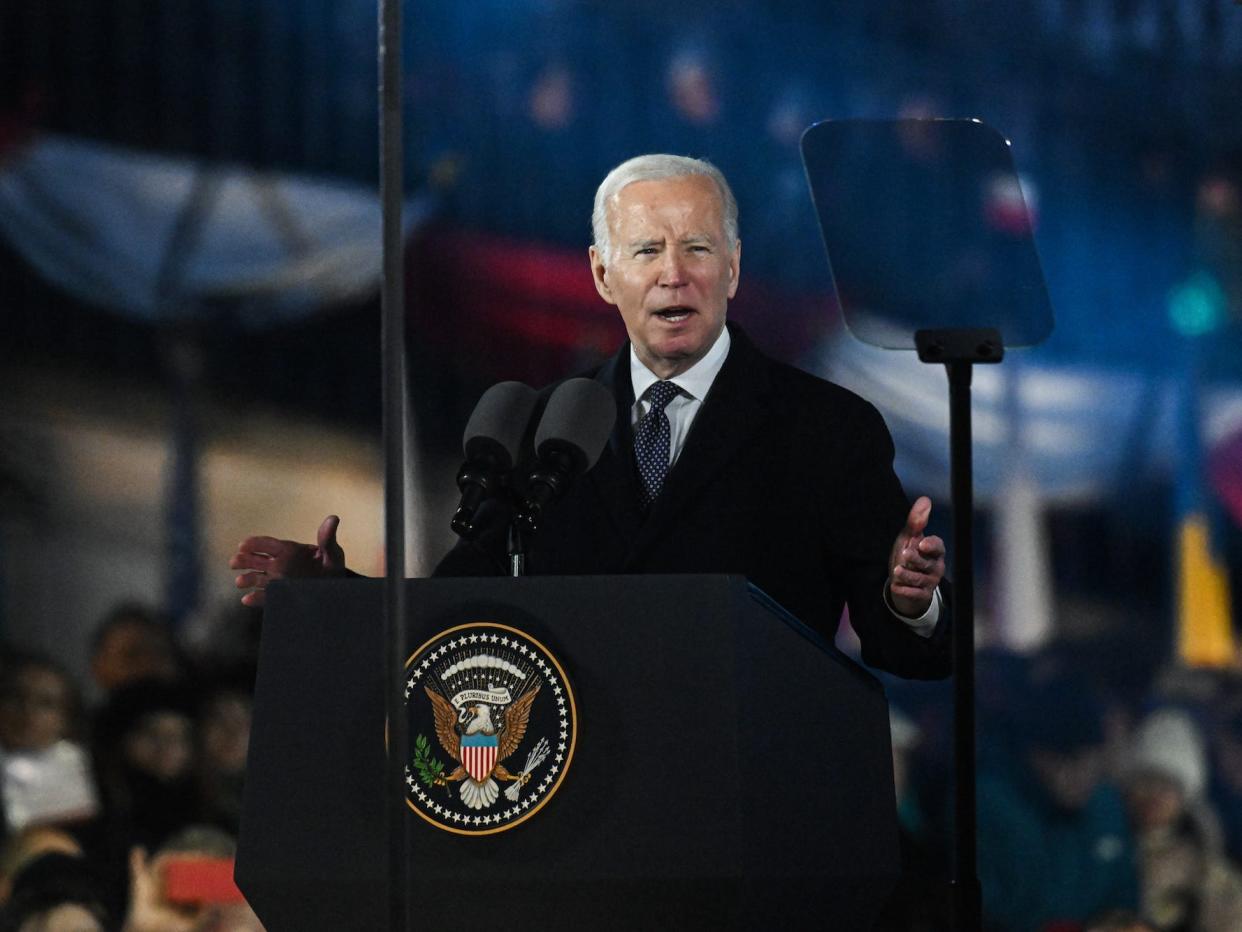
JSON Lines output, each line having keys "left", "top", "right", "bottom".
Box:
{"left": 451, "top": 381, "right": 539, "bottom": 538}
{"left": 517, "top": 378, "right": 616, "bottom": 535}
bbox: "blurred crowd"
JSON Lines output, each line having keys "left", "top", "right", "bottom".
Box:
{"left": 0, "top": 602, "right": 263, "bottom": 931}
{"left": 7, "top": 593, "right": 1242, "bottom": 931}
{"left": 885, "top": 646, "right": 1242, "bottom": 932}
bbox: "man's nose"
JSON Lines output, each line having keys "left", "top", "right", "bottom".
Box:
{"left": 657, "top": 251, "right": 688, "bottom": 287}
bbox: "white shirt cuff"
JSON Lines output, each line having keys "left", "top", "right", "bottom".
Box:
{"left": 884, "top": 583, "right": 941, "bottom": 639}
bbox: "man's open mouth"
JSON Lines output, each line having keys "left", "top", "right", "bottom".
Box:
{"left": 653, "top": 306, "right": 694, "bottom": 322}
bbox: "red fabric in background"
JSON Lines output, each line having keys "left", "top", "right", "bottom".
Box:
{"left": 1209, "top": 426, "right": 1242, "bottom": 528}
{"left": 407, "top": 227, "right": 837, "bottom": 385}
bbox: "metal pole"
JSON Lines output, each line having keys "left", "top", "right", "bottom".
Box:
{"left": 914, "top": 329, "right": 998, "bottom": 930}
{"left": 378, "top": 0, "right": 408, "bottom": 927}
{"left": 948, "top": 359, "right": 981, "bottom": 931}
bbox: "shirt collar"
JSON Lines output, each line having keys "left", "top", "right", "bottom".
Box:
{"left": 629, "top": 325, "right": 731, "bottom": 404}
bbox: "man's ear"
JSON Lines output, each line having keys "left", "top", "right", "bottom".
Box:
{"left": 726, "top": 238, "right": 741, "bottom": 299}
{"left": 589, "top": 245, "right": 617, "bottom": 306}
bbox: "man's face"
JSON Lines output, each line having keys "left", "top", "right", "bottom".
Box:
{"left": 590, "top": 175, "right": 740, "bottom": 379}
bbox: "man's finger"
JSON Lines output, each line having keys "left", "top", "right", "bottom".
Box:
{"left": 891, "top": 585, "right": 932, "bottom": 603}
{"left": 236, "top": 535, "right": 288, "bottom": 556}
{"left": 241, "top": 589, "right": 267, "bottom": 608}
{"left": 917, "top": 535, "right": 945, "bottom": 558}
{"left": 129, "top": 845, "right": 149, "bottom": 879}
{"left": 904, "top": 496, "right": 932, "bottom": 535}
{"left": 892, "top": 567, "right": 936, "bottom": 590}
{"left": 897, "top": 551, "right": 936, "bottom": 573}
{"left": 235, "top": 572, "right": 267, "bottom": 590}
{"left": 229, "top": 552, "right": 272, "bottom": 571}
{"left": 317, "top": 515, "right": 341, "bottom": 550}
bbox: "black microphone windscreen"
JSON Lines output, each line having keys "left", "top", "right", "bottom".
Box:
{"left": 534, "top": 378, "right": 616, "bottom": 471}
{"left": 462, "top": 381, "right": 539, "bottom": 469}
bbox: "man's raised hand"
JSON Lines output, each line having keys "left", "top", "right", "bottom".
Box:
{"left": 230, "top": 515, "right": 347, "bottom": 607}
{"left": 888, "top": 496, "right": 946, "bottom": 618}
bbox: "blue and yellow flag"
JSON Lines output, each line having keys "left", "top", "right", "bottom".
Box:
{"left": 1173, "top": 277, "right": 1235, "bottom": 666}
{"left": 1177, "top": 512, "right": 1234, "bottom": 667}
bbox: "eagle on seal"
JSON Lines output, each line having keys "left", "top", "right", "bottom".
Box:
{"left": 425, "top": 684, "right": 540, "bottom": 810}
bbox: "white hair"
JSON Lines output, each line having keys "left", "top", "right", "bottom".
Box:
{"left": 590, "top": 154, "right": 738, "bottom": 262}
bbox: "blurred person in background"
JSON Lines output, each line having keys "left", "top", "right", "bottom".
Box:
{"left": 86, "top": 680, "right": 201, "bottom": 914}
{"left": 1124, "top": 707, "right": 1242, "bottom": 932}
{"left": 0, "top": 829, "right": 83, "bottom": 907}
{"left": 89, "top": 605, "right": 180, "bottom": 702}
{"left": 1207, "top": 690, "right": 1242, "bottom": 866}
{"left": 0, "top": 656, "right": 99, "bottom": 837}
{"left": 122, "top": 825, "right": 262, "bottom": 932}
{"left": 977, "top": 668, "right": 1139, "bottom": 932}
{"left": 194, "top": 684, "right": 252, "bottom": 836}
{"left": 0, "top": 851, "right": 109, "bottom": 932}
{"left": 179, "top": 604, "right": 262, "bottom": 692}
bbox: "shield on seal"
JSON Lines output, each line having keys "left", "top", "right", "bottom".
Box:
{"left": 460, "top": 733, "right": 499, "bottom": 782}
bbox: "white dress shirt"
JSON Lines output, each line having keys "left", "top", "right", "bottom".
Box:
{"left": 627, "top": 324, "right": 940, "bottom": 636}
{"left": 629, "top": 324, "right": 731, "bottom": 463}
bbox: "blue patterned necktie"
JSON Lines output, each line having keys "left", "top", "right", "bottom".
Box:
{"left": 634, "top": 380, "right": 681, "bottom": 510}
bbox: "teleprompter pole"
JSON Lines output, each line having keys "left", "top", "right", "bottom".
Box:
{"left": 915, "top": 328, "right": 1003, "bottom": 932}
{"left": 378, "top": 0, "right": 408, "bottom": 928}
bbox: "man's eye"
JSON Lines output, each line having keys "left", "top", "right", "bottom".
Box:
{"left": 635, "top": 247, "right": 657, "bottom": 255}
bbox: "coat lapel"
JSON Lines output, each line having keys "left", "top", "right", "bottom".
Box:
{"left": 627, "top": 325, "right": 775, "bottom": 561}
{"left": 584, "top": 346, "right": 644, "bottom": 545}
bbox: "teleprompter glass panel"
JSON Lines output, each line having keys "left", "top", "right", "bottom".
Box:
{"left": 800, "top": 118, "right": 1053, "bottom": 349}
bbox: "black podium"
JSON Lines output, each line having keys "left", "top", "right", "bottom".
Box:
{"left": 236, "top": 575, "right": 899, "bottom": 930}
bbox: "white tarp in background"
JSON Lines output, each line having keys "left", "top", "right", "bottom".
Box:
{"left": 813, "top": 334, "right": 1242, "bottom": 505}
{"left": 0, "top": 133, "right": 432, "bottom": 325}
{"left": 0, "top": 133, "right": 436, "bottom": 614}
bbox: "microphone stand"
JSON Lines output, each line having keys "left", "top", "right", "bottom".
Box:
{"left": 507, "top": 519, "right": 527, "bottom": 578}
{"left": 508, "top": 447, "right": 580, "bottom": 578}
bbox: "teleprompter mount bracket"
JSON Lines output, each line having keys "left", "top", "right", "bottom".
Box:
{"left": 915, "top": 328, "right": 1005, "bottom": 365}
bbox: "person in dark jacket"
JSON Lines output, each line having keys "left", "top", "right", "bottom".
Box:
{"left": 229, "top": 154, "right": 951, "bottom": 681}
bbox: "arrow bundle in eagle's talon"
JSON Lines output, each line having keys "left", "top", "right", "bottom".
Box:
{"left": 504, "top": 737, "right": 551, "bottom": 802}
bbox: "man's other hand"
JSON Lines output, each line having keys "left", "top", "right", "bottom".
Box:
{"left": 230, "top": 515, "right": 347, "bottom": 607}
{"left": 888, "top": 496, "right": 946, "bottom": 618}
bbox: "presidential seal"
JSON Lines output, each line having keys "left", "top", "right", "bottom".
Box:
{"left": 403, "top": 622, "right": 576, "bottom": 835}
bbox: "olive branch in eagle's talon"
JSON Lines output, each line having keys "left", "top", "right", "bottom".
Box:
{"left": 411, "top": 734, "right": 450, "bottom": 793}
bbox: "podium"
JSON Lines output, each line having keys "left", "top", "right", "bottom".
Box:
{"left": 236, "top": 575, "right": 900, "bottom": 930}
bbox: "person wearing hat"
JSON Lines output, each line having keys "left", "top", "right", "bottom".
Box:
{"left": 1124, "top": 707, "right": 1242, "bottom": 932}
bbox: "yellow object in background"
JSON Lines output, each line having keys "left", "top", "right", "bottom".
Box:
{"left": 1178, "top": 513, "right": 1236, "bottom": 668}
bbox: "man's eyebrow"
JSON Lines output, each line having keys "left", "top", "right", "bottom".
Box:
{"left": 679, "top": 233, "right": 715, "bottom": 244}
{"left": 627, "top": 238, "right": 664, "bottom": 250}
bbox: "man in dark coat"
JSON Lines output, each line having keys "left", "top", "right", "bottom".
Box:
{"left": 231, "top": 154, "right": 950, "bottom": 680}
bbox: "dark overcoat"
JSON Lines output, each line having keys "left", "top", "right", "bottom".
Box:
{"left": 435, "top": 324, "right": 951, "bottom": 680}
